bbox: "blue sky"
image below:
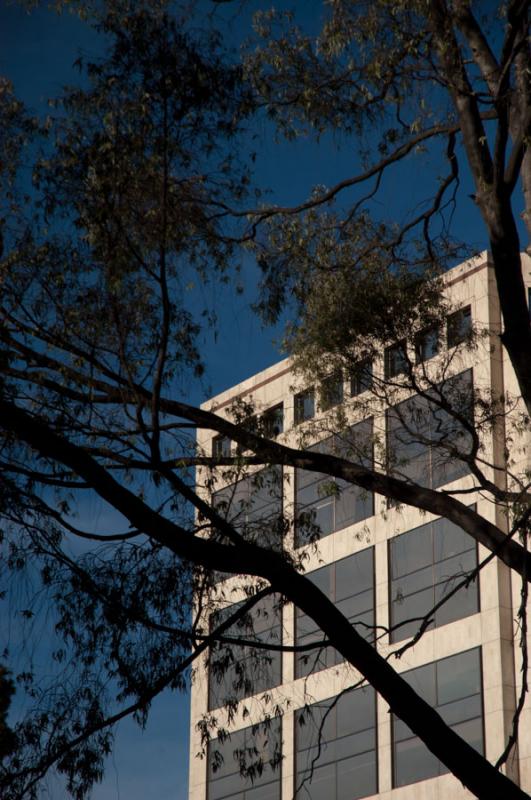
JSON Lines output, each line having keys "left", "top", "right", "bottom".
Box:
{"left": 0, "top": 6, "right": 187, "bottom": 800}
{"left": 0, "top": 2, "right": 495, "bottom": 799}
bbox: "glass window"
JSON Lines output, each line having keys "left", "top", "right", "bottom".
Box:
{"left": 415, "top": 326, "right": 440, "bottom": 363}
{"left": 213, "top": 465, "right": 283, "bottom": 550}
{"left": 320, "top": 373, "right": 344, "bottom": 411}
{"left": 208, "top": 718, "right": 282, "bottom": 800}
{"left": 213, "top": 435, "right": 231, "bottom": 458}
{"left": 294, "top": 390, "right": 315, "bottom": 425}
{"left": 295, "top": 548, "right": 374, "bottom": 677}
{"left": 385, "top": 340, "right": 408, "bottom": 379}
{"left": 295, "top": 420, "right": 374, "bottom": 546}
{"left": 447, "top": 306, "right": 472, "bottom": 348}
{"left": 262, "top": 403, "right": 284, "bottom": 438}
{"left": 392, "top": 648, "right": 483, "bottom": 788}
{"left": 212, "top": 466, "right": 284, "bottom": 583}
{"left": 350, "top": 359, "right": 373, "bottom": 397}
{"left": 389, "top": 514, "right": 479, "bottom": 643}
{"left": 209, "top": 594, "right": 283, "bottom": 710}
{"left": 387, "top": 370, "right": 473, "bottom": 490}
{"left": 295, "top": 687, "right": 377, "bottom": 800}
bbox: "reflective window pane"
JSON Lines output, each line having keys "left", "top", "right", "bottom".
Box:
{"left": 392, "top": 649, "right": 483, "bottom": 788}
{"left": 389, "top": 515, "right": 479, "bottom": 643}
{"left": 336, "top": 751, "right": 377, "bottom": 800}
{"left": 295, "top": 421, "right": 374, "bottom": 546}
{"left": 213, "top": 434, "right": 232, "bottom": 458}
{"left": 213, "top": 466, "right": 283, "bottom": 553}
{"left": 208, "top": 720, "right": 282, "bottom": 800}
{"left": 394, "top": 736, "right": 440, "bottom": 787}
{"left": 350, "top": 359, "right": 373, "bottom": 397}
{"left": 385, "top": 340, "right": 408, "bottom": 378}
{"left": 295, "top": 390, "right": 315, "bottom": 424}
{"left": 415, "top": 325, "right": 440, "bottom": 363}
{"left": 447, "top": 305, "right": 472, "bottom": 348}
{"left": 320, "top": 373, "right": 344, "bottom": 411}
{"left": 262, "top": 403, "right": 284, "bottom": 438}
{"left": 209, "top": 595, "right": 283, "bottom": 710}
{"left": 437, "top": 648, "right": 481, "bottom": 706}
{"left": 295, "top": 688, "right": 377, "bottom": 800}
{"left": 387, "top": 371, "right": 473, "bottom": 491}
{"left": 295, "top": 549, "right": 374, "bottom": 678}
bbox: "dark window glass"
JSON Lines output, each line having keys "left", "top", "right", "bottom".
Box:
{"left": 209, "top": 595, "right": 282, "bottom": 710}
{"left": 295, "top": 548, "right": 374, "bottom": 677}
{"left": 387, "top": 370, "right": 473, "bottom": 490}
{"left": 295, "top": 420, "right": 374, "bottom": 546}
{"left": 213, "top": 435, "right": 231, "bottom": 458}
{"left": 447, "top": 306, "right": 472, "bottom": 348}
{"left": 389, "top": 514, "right": 479, "bottom": 643}
{"left": 320, "top": 373, "right": 344, "bottom": 411}
{"left": 350, "top": 359, "right": 373, "bottom": 397}
{"left": 212, "top": 466, "right": 283, "bottom": 583}
{"left": 262, "top": 403, "right": 284, "bottom": 438}
{"left": 208, "top": 718, "right": 282, "bottom": 800}
{"left": 295, "top": 390, "right": 315, "bottom": 425}
{"left": 385, "top": 340, "right": 408, "bottom": 379}
{"left": 392, "top": 648, "right": 483, "bottom": 788}
{"left": 415, "top": 326, "right": 440, "bottom": 363}
{"left": 213, "top": 465, "right": 283, "bottom": 550}
{"left": 295, "top": 687, "right": 377, "bottom": 800}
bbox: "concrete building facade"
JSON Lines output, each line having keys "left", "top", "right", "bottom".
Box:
{"left": 189, "top": 253, "right": 531, "bottom": 800}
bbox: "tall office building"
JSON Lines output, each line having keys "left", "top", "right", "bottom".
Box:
{"left": 189, "top": 253, "right": 531, "bottom": 800}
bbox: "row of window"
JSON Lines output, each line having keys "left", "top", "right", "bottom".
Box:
{"left": 207, "top": 648, "right": 483, "bottom": 800}
{"left": 212, "top": 403, "right": 285, "bottom": 458}
{"left": 211, "top": 307, "right": 473, "bottom": 455}
{"left": 211, "top": 370, "right": 473, "bottom": 555}
{"left": 208, "top": 516, "right": 479, "bottom": 709}
{"left": 386, "top": 305, "right": 472, "bottom": 379}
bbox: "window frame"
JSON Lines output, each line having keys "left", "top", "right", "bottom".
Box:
{"left": 414, "top": 325, "right": 440, "bottom": 363}
{"left": 391, "top": 648, "right": 484, "bottom": 789}
{"left": 350, "top": 358, "right": 373, "bottom": 397}
{"left": 294, "top": 420, "right": 374, "bottom": 546}
{"left": 212, "top": 434, "right": 231, "bottom": 458}
{"left": 262, "top": 402, "right": 284, "bottom": 438}
{"left": 388, "top": 512, "right": 480, "bottom": 644}
{"left": 447, "top": 305, "right": 472, "bottom": 348}
{"left": 294, "top": 686, "right": 378, "bottom": 800}
{"left": 207, "top": 717, "right": 282, "bottom": 800}
{"left": 295, "top": 546, "right": 375, "bottom": 678}
{"left": 386, "top": 369, "right": 474, "bottom": 491}
{"left": 208, "top": 593, "right": 283, "bottom": 710}
{"left": 294, "top": 389, "right": 316, "bottom": 425}
{"left": 385, "top": 340, "right": 408, "bottom": 379}
{"left": 211, "top": 465, "right": 284, "bottom": 583}
{"left": 319, "top": 372, "right": 344, "bottom": 411}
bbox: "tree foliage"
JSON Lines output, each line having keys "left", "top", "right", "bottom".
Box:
{"left": 0, "top": 1, "right": 530, "bottom": 799}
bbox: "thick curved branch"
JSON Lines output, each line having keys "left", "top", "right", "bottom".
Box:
{"left": 1, "top": 398, "right": 529, "bottom": 798}
{"left": 2, "top": 334, "right": 529, "bottom": 580}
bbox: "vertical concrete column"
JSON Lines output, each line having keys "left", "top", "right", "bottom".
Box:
{"left": 188, "top": 662, "right": 209, "bottom": 800}
{"left": 375, "top": 518, "right": 392, "bottom": 792}
{"left": 281, "top": 709, "right": 295, "bottom": 800}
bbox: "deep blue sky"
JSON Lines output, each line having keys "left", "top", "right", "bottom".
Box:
{"left": 0, "top": 3, "right": 492, "bottom": 799}
{"left": 1, "top": 7, "right": 187, "bottom": 800}
{"left": 0, "top": 1, "right": 489, "bottom": 402}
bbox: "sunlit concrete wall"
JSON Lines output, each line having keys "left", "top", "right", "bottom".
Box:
{"left": 189, "top": 252, "right": 531, "bottom": 800}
